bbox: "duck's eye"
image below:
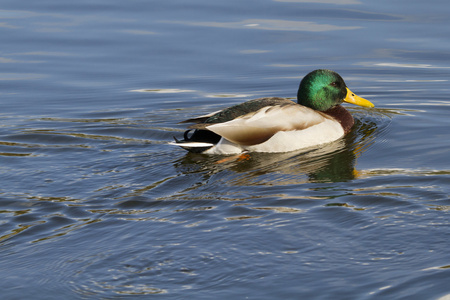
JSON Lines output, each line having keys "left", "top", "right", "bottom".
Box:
{"left": 330, "top": 82, "right": 338, "bottom": 87}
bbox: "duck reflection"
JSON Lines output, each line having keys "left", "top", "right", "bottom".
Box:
{"left": 173, "top": 117, "right": 378, "bottom": 184}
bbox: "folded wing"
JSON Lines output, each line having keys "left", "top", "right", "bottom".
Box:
{"left": 199, "top": 104, "right": 326, "bottom": 146}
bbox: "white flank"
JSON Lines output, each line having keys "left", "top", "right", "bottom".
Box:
{"left": 203, "top": 119, "right": 344, "bottom": 154}
{"left": 245, "top": 118, "right": 344, "bottom": 153}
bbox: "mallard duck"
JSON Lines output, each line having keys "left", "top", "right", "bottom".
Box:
{"left": 169, "top": 69, "right": 374, "bottom": 154}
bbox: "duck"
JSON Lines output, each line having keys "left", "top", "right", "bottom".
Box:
{"left": 169, "top": 69, "right": 374, "bottom": 154}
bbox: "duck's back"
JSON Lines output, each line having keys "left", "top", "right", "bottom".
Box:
{"left": 203, "top": 97, "right": 295, "bottom": 124}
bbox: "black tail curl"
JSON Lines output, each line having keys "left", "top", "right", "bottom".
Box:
{"left": 174, "top": 128, "right": 221, "bottom": 145}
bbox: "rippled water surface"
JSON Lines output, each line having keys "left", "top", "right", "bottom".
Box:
{"left": 1, "top": 0, "right": 450, "bottom": 299}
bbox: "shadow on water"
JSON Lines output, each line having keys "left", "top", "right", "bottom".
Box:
{"left": 173, "top": 107, "right": 393, "bottom": 185}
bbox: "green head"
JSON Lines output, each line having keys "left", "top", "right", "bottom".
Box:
{"left": 297, "top": 69, "right": 348, "bottom": 111}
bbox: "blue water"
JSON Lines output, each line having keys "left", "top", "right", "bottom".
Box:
{"left": 1, "top": 0, "right": 450, "bottom": 299}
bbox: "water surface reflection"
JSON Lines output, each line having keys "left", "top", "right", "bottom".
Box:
{"left": 173, "top": 111, "right": 382, "bottom": 185}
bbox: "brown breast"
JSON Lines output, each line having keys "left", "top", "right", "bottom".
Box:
{"left": 322, "top": 105, "right": 354, "bottom": 134}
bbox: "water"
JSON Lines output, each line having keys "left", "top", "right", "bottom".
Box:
{"left": 1, "top": 0, "right": 450, "bottom": 299}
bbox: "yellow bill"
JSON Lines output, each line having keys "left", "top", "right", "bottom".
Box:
{"left": 344, "top": 87, "right": 374, "bottom": 108}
